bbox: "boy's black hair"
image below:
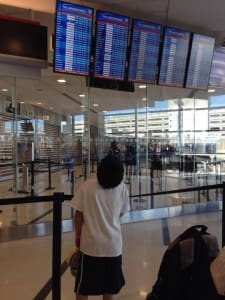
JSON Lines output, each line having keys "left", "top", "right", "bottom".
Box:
{"left": 97, "top": 154, "right": 124, "bottom": 189}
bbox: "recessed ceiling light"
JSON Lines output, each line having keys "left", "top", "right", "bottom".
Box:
{"left": 93, "top": 103, "right": 99, "bottom": 107}
{"left": 36, "top": 102, "right": 42, "bottom": 105}
{"left": 2, "top": 88, "right": 8, "bottom": 92}
{"left": 142, "top": 97, "right": 147, "bottom": 101}
{"left": 139, "top": 84, "right": 147, "bottom": 89}
{"left": 19, "top": 101, "right": 24, "bottom": 104}
{"left": 80, "top": 105, "right": 86, "bottom": 108}
{"left": 79, "top": 94, "right": 86, "bottom": 98}
{"left": 57, "top": 79, "right": 66, "bottom": 83}
{"left": 208, "top": 89, "right": 215, "bottom": 93}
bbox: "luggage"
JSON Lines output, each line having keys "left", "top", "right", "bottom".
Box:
{"left": 146, "top": 225, "right": 224, "bottom": 300}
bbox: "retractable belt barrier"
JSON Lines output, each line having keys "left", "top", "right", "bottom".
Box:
{"left": 0, "top": 192, "right": 73, "bottom": 300}
{"left": 130, "top": 182, "right": 225, "bottom": 247}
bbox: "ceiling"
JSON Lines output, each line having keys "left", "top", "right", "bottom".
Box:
{"left": 0, "top": 0, "right": 225, "bottom": 117}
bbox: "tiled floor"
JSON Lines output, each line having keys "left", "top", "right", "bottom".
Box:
{"left": 0, "top": 211, "right": 223, "bottom": 299}
{"left": 0, "top": 167, "right": 224, "bottom": 299}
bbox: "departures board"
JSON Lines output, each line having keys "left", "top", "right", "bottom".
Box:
{"left": 54, "top": 1, "right": 93, "bottom": 75}
{"left": 186, "top": 33, "right": 215, "bottom": 90}
{"left": 94, "top": 10, "right": 130, "bottom": 80}
{"left": 158, "top": 26, "right": 190, "bottom": 87}
{"left": 128, "top": 19, "right": 162, "bottom": 83}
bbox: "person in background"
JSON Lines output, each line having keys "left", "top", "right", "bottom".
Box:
{"left": 125, "top": 145, "right": 133, "bottom": 180}
{"left": 71, "top": 154, "right": 130, "bottom": 300}
{"left": 125, "top": 144, "right": 137, "bottom": 178}
{"left": 109, "top": 139, "right": 121, "bottom": 159}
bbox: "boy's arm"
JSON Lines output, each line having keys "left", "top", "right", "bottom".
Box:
{"left": 74, "top": 210, "right": 84, "bottom": 249}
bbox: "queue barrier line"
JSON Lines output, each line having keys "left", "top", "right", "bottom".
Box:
{"left": 0, "top": 192, "right": 73, "bottom": 300}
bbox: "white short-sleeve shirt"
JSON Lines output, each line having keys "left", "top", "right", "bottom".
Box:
{"left": 70, "top": 178, "right": 130, "bottom": 257}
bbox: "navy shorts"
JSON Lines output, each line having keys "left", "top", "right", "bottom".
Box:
{"left": 75, "top": 252, "right": 125, "bottom": 295}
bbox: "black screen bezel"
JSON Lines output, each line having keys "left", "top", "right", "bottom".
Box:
{"left": 53, "top": 0, "right": 94, "bottom": 76}
{"left": 127, "top": 18, "right": 162, "bottom": 84}
{"left": 93, "top": 9, "right": 130, "bottom": 81}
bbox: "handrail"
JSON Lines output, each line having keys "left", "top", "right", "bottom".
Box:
{"left": 0, "top": 192, "right": 73, "bottom": 300}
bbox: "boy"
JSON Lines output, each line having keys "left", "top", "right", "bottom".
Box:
{"left": 71, "top": 154, "right": 130, "bottom": 300}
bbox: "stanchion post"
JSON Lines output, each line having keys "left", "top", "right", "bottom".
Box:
{"left": 30, "top": 161, "right": 35, "bottom": 197}
{"left": 52, "top": 192, "right": 64, "bottom": 300}
{"left": 91, "top": 158, "right": 94, "bottom": 173}
{"left": 70, "top": 170, "right": 75, "bottom": 218}
{"left": 150, "top": 167, "right": 154, "bottom": 208}
{"left": 138, "top": 173, "right": 142, "bottom": 208}
{"left": 46, "top": 158, "right": 55, "bottom": 190}
{"left": 129, "top": 178, "right": 132, "bottom": 210}
{"left": 206, "top": 175, "right": 209, "bottom": 201}
{"left": 198, "top": 189, "right": 201, "bottom": 203}
{"left": 222, "top": 182, "right": 225, "bottom": 247}
{"left": 150, "top": 177, "right": 154, "bottom": 209}
{"left": 67, "top": 165, "right": 70, "bottom": 180}
{"left": 71, "top": 170, "right": 75, "bottom": 196}
{"left": 84, "top": 159, "right": 87, "bottom": 181}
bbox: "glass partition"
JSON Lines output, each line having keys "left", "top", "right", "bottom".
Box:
{"left": 0, "top": 72, "right": 225, "bottom": 227}
{"left": 89, "top": 84, "right": 224, "bottom": 210}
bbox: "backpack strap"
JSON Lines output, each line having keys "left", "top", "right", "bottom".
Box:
{"left": 174, "top": 225, "right": 209, "bottom": 270}
{"left": 179, "top": 238, "right": 195, "bottom": 269}
{"left": 167, "top": 225, "right": 207, "bottom": 252}
{"left": 179, "top": 225, "right": 208, "bottom": 240}
{"left": 179, "top": 233, "right": 220, "bottom": 269}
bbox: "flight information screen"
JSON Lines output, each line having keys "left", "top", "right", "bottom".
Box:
{"left": 54, "top": 1, "right": 93, "bottom": 75}
{"left": 94, "top": 10, "right": 129, "bottom": 80}
{"left": 186, "top": 34, "right": 215, "bottom": 90}
{"left": 209, "top": 47, "right": 225, "bottom": 88}
{"left": 158, "top": 27, "right": 190, "bottom": 87}
{"left": 128, "top": 19, "right": 161, "bottom": 83}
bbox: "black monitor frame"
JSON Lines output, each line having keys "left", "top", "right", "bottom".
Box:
{"left": 128, "top": 18, "right": 162, "bottom": 84}
{"left": 158, "top": 25, "right": 191, "bottom": 88}
{"left": 53, "top": 0, "right": 94, "bottom": 76}
{"left": 93, "top": 9, "right": 130, "bottom": 81}
{"left": 185, "top": 33, "right": 215, "bottom": 90}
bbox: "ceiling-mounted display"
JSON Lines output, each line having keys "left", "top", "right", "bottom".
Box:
{"left": 209, "top": 46, "right": 225, "bottom": 88}
{"left": 53, "top": 1, "right": 216, "bottom": 91}
{"left": 185, "top": 33, "right": 215, "bottom": 90}
{"left": 128, "top": 19, "right": 162, "bottom": 83}
{"left": 54, "top": 0, "right": 93, "bottom": 76}
{"left": 0, "top": 15, "right": 47, "bottom": 66}
{"left": 94, "top": 10, "right": 130, "bottom": 80}
{"left": 158, "top": 26, "right": 190, "bottom": 87}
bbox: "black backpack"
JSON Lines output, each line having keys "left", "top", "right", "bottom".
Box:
{"left": 146, "top": 225, "right": 224, "bottom": 300}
